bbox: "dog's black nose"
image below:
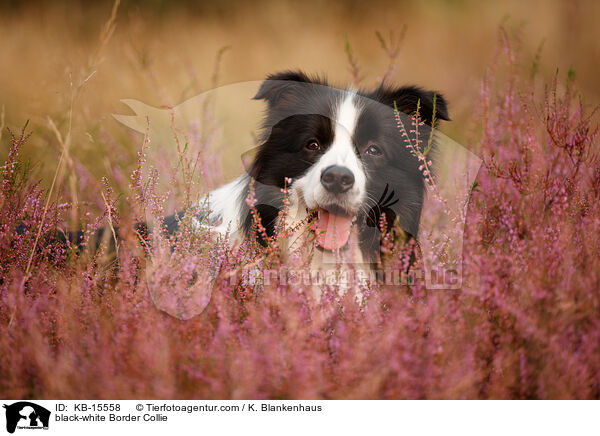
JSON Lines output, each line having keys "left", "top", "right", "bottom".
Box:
{"left": 320, "top": 165, "right": 355, "bottom": 193}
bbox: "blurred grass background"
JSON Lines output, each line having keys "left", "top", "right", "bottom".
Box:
{"left": 0, "top": 0, "right": 599, "bottom": 194}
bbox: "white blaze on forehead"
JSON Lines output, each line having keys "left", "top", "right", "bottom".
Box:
{"left": 318, "top": 92, "right": 363, "bottom": 169}
{"left": 317, "top": 92, "right": 365, "bottom": 180}
{"left": 334, "top": 92, "right": 360, "bottom": 141}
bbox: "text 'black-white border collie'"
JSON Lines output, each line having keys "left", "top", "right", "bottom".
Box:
{"left": 203, "top": 70, "right": 449, "bottom": 267}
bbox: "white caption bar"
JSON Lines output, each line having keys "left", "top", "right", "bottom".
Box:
{"left": 1, "top": 400, "right": 597, "bottom": 435}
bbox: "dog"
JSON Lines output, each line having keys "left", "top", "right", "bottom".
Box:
{"left": 41, "top": 70, "right": 449, "bottom": 296}
{"left": 199, "top": 70, "right": 449, "bottom": 275}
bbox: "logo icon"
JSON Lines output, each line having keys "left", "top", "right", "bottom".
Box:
{"left": 3, "top": 402, "right": 50, "bottom": 434}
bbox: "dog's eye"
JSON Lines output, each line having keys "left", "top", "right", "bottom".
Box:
{"left": 365, "top": 144, "right": 383, "bottom": 156}
{"left": 305, "top": 140, "right": 320, "bottom": 151}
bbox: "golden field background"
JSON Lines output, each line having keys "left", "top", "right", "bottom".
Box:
{"left": 0, "top": 0, "right": 599, "bottom": 196}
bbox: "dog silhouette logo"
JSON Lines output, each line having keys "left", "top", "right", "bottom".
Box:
{"left": 3, "top": 402, "right": 50, "bottom": 434}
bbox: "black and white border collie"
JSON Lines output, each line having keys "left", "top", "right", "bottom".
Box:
{"left": 202, "top": 70, "right": 449, "bottom": 267}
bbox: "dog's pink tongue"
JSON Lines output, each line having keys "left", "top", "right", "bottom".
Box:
{"left": 314, "top": 208, "right": 353, "bottom": 250}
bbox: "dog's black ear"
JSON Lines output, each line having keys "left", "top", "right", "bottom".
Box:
{"left": 253, "top": 70, "right": 314, "bottom": 106}
{"left": 375, "top": 85, "right": 450, "bottom": 125}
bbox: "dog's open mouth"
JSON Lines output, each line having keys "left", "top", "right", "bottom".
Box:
{"left": 309, "top": 206, "right": 354, "bottom": 251}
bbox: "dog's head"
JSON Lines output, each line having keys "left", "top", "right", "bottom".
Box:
{"left": 245, "top": 70, "right": 449, "bottom": 259}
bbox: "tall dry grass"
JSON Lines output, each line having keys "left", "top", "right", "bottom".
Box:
{"left": 1, "top": 0, "right": 599, "bottom": 193}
